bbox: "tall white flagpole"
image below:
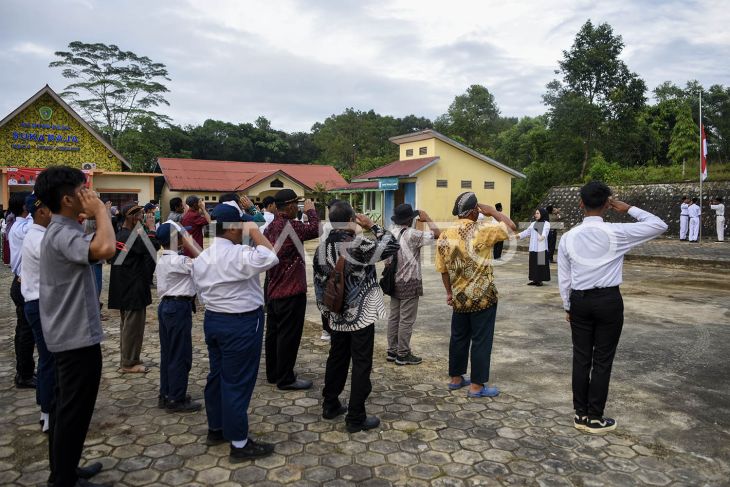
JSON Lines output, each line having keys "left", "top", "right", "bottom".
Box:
{"left": 699, "top": 91, "right": 703, "bottom": 242}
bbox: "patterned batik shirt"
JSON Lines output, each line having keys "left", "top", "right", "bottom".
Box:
{"left": 388, "top": 225, "right": 435, "bottom": 299}
{"left": 435, "top": 219, "right": 509, "bottom": 313}
{"left": 313, "top": 227, "right": 400, "bottom": 332}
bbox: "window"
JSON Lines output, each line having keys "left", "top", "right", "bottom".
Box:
{"left": 484, "top": 181, "right": 495, "bottom": 189}
{"left": 436, "top": 180, "right": 448, "bottom": 188}
{"left": 211, "top": 196, "right": 217, "bottom": 201}
{"left": 406, "top": 149, "right": 414, "bottom": 157}
{"left": 461, "top": 180, "right": 472, "bottom": 189}
{"left": 99, "top": 193, "right": 138, "bottom": 209}
{"left": 204, "top": 195, "right": 210, "bottom": 201}
{"left": 419, "top": 146, "right": 427, "bottom": 155}
{"left": 270, "top": 178, "right": 284, "bottom": 188}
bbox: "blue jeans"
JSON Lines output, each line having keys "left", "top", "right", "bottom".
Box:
{"left": 203, "top": 307, "right": 264, "bottom": 442}
{"left": 24, "top": 299, "right": 55, "bottom": 412}
{"left": 158, "top": 299, "right": 193, "bottom": 402}
{"left": 448, "top": 304, "right": 497, "bottom": 385}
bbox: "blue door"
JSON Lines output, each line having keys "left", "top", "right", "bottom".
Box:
{"left": 403, "top": 182, "right": 416, "bottom": 208}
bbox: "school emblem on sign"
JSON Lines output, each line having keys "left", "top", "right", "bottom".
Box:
{"left": 39, "top": 106, "right": 53, "bottom": 120}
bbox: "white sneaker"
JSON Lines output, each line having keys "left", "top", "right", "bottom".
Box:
{"left": 321, "top": 331, "right": 331, "bottom": 341}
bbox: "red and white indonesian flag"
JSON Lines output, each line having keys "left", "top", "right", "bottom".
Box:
{"left": 701, "top": 124, "right": 708, "bottom": 181}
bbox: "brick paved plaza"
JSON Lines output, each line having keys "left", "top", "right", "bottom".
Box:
{"left": 1, "top": 243, "right": 729, "bottom": 486}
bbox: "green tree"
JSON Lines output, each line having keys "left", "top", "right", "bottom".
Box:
{"left": 544, "top": 20, "right": 646, "bottom": 178}
{"left": 668, "top": 103, "right": 698, "bottom": 176}
{"left": 435, "top": 84, "right": 509, "bottom": 150}
{"left": 50, "top": 41, "right": 171, "bottom": 147}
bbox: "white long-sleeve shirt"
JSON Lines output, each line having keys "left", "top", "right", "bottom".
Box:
{"left": 8, "top": 215, "right": 32, "bottom": 275}
{"left": 20, "top": 223, "right": 46, "bottom": 301}
{"left": 688, "top": 204, "right": 701, "bottom": 218}
{"left": 518, "top": 221, "right": 550, "bottom": 252}
{"left": 157, "top": 250, "right": 196, "bottom": 298}
{"left": 680, "top": 203, "right": 689, "bottom": 216}
{"left": 558, "top": 207, "right": 667, "bottom": 311}
{"left": 192, "top": 237, "right": 278, "bottom": 314}
{"left": 710, "top": 204, "right": 725, "bottom": 217}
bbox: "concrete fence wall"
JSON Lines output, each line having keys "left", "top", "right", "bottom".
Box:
{"left": 539, "top": 181, "right": 730, "bottom": 238}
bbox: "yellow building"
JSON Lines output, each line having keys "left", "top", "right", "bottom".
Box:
{"left": 333, "top": 129, "right": 526, "bottom": 224}
{"left": 0, "top": 85, "right": 159, "bottom": 209}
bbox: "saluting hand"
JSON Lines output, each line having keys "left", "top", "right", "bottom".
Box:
{"left": 355, "top": 213, "right": 374, "bottom": 230}
{"left": 608, "top": 197, "right": 631, "bottom": 213}
{"left": 303, "top": 199, "right": 315, "bottom": 212}
{"left": 78, "top": 188, "right": 106, "bottom": 219}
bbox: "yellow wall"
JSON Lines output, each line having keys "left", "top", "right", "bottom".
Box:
{"left": 398, "top": 139, "right": 436, "bottom": 160}
{"left": 245, "top": 175, "right": 307, "bottom": 201}
{"left": 0, "top": 92, "right": 124, "bottom": 171}
{"left": 414, "top": 139, "right": 514, "bottom": 222}
{"left": 92, "top": 173, "right": 156, "bottom": 205}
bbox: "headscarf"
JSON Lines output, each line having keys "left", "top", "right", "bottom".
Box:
{"left": 534, "top": 208, "right": 549, "bottom": 235}
{"left": 452, "top": 192, "right": 478, "bottom": 218}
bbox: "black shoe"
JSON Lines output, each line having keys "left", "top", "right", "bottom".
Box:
{"left": 15, "top": 375, "right": 36, "bottom": 389}
{"left": 527, "top": 281, "right": 537, "bottom": 286}
{"left": 158, "top": 393, "right": 191, "bottom": 408}
{"left": 73, "top": 479, "right": 113, "bottom": 487}
{"left": 206, "top": 429, "right": 226, "bottom": 446}
{"left": 229, "top": 439, "right": 275, "bottom": 462}
{"left": 166, "top": 397, "right": 201, "bottom": 413}
{"left": 77, "top": 462, "right": 103, "bottom": 479}
{"left": 346, "top": 416, "right": 380, "bottom": 433}
{"left": 278, "top": 379, "right": 313, "bottom": 390}
{"left": 322, "top": 404, "right": 347, "bottom": 420}
{"left": 573, "top": 414, "right": 588, "bottom": 430}
{"left": 395, "top": 353, "right": 423, "bottom": 366}
{"left": 386, "top": 351, "right": 396, "bottom": 362}
{"left": 577, "top": 416, "right": 617, "bottom": 434}
{"left": 534, "top": 282, "right": 544, "bottom": 287}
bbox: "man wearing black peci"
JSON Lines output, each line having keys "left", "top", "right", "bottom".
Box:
{"left": 558, "top": 181, "right": 667, "bottom": 434}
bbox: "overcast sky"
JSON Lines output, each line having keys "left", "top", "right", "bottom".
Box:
{"left": 1, "top": 0, "right": 729, "bottom": 132}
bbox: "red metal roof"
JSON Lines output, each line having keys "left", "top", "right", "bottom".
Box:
{"left": 331, "top": 181, "right": 380, "bottom": 191}
{"left": 158, "top": 158, "right": 347, "bottom": 192}
{"left": 355, "top": 157, "right": 439, "bottom": 180}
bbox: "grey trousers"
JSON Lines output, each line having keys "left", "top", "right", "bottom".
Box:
{"left": 387, "top": 296, "right": 419, "bottom": 356}
{"left": 120, "top": 308, "right": 146, "bottom": 368}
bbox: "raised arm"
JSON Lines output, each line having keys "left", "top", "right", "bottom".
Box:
{"left": 80, "top": 189, "right": 116, "bottom": 261}
{"left": 478, "top": 203, "right": 517, "bottom": 232}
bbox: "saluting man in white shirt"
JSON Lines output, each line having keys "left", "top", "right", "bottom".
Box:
{"left": 20, "top": 194, "right": 54, "bottom": 432}
{"left": 192, "top": 203, "right": 279, "bottom": 462}
{"left": 710, "top": 197, "right": 725, "bottom": 242}
{"left": 679, "top": 196, "right": 690, "bottom": 241}
{"left": 558, "top": 181, "right": 667, "bottom": 434}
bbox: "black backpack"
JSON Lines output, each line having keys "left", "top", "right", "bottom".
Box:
{"left": 379, "top": 229, "right": 405, "bottom": 296}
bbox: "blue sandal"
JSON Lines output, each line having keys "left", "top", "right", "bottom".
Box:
{"left": 467, "top": 385, "right": 500, "bottom": 398}
{"left": 448, "top": 377, "right": 471, "bottom": 390}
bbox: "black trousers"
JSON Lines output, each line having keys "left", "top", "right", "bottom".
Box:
{"left": 10, "top": 275, "right": 36, "bottom": 381}
{"left": 570, "top": 287, "right": 624, "bottom": 419}
{"left": 493, "top": 241, "right": 504, "bottom": 260}
{"left": 448, "top": 305, "right": 497, "bottom": 385}
{"left": 265, "top": 293, "right": 307, "bottom": 386}
{"left": 323, "top": 324, "right": 374, "bottom": 425}
{"left": 48, "top": 344, "right": 102, "bottom": 487}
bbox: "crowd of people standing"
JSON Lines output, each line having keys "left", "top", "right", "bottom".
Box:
{"left": 3, "top": 164, "right": 680, "bottom": 486}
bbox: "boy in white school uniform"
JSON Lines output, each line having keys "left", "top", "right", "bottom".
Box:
{"left": 156, "top": 222, "right": 202, "bottom": 413}
{"left": 710, "top": 197, "right": 725, "bottom": 242}
{"left": 679, "top": 196, "right": 690, "bottom": 241}
{"left": 558, "top": 181, "right": 667, "bottom": 434}
{"left": 688, "top": 197, "right": 701, "bottom": 242}
{"left": 193, "top": 203, "right": 279, "bottom": 461}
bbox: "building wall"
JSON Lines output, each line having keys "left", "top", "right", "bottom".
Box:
{"left": 415, "top": 140, "right": 514, "bottom": 222}
{"left": 245, "top": 176, "right": 307, "bottom": 202}
{"left": 92, "top": 173, "right": 156, "bottom": 206}
{"left": 398, "top": 139, "right": 436, "bottom": 160}
{"left": 540, "top": 181, "right": 730, "bottom": 238}
{"left": 0, "top": 92, "right": 124, "bottom": 171}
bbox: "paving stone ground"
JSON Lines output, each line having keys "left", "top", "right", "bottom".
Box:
{"left": 1, "top": 245, "right": 728, "bottom": 486}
